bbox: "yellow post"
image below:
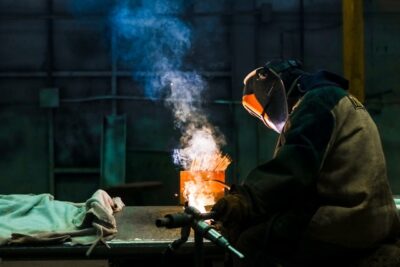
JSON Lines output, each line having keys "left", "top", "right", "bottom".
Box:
{"left": 342, "top": 0, "right": 365, "bottom": 102}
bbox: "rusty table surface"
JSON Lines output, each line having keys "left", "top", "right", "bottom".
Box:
{"left": 113, "top": 206, "right": 186, "bottom": 242}
{"left": 0, "top": 206, "right": 224, "bottom": 259}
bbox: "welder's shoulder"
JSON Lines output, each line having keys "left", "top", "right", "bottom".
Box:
{"left": 302, "top": 86, "right": 348, "bottom": 110}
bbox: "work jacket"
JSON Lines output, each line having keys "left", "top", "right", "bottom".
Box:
{"left": 238, "top": 73, "right": 400, "bottom": 255}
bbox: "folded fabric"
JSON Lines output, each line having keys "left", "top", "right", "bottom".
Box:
{"left": 0, "top": 189, "right": 124, "bottom": 255}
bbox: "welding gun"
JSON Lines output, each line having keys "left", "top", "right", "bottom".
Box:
{"left": 155, "top": 205, "right": 244, "bottom": 260}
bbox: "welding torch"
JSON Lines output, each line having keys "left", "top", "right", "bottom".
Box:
{"left": 155, "top": 205, "right": 245, "bottom": 260}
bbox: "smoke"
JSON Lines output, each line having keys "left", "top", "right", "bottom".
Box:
{"left": 111, "top": 0, "right": 191, "bottom": 98}
{"left": 110, "top": 0, "right": 226, "bottom": 169}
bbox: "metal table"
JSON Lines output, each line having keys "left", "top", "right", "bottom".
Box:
{"left": 0, "top": 207, "right": 225, "bottom": 266}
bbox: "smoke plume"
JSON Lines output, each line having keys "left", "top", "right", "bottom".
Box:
{"left": 111, "top": 0, "right": 226, "bottom": 169}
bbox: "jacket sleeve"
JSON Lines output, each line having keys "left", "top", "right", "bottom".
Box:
{"left": 237, "top": 88, "right": 344, "bottom": 219}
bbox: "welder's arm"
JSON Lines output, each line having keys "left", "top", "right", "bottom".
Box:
{"left": 211, "top": 191, "right": 250, "bottom": 244}
{"left": 238, "top": 90, "right": 336, "bottom": 219}
{"left": 211, "top": 89, "right": 338, "bottom": 242}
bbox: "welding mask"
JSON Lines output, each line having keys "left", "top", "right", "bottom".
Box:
{"left": 242, "top": 60, "right": 301, "bottom": 133}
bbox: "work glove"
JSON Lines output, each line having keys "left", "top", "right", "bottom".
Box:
{"left": 211, "top": 191, "right": 250, "bottom": 244}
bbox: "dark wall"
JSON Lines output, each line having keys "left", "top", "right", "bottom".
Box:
{"left": 0, "top": 0, "right": 399, "bottom": 203}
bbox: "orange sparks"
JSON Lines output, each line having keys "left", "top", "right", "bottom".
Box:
{"left": 180, "top": 153, "right": 231, "bottom": 212}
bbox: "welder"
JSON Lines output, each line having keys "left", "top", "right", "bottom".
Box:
{"left": 212, "top": 59, "right": 400, "bottom": 266}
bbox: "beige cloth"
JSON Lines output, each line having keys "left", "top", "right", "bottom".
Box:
{"left": 306, "top": 94, "right": 400, "bottom": 248}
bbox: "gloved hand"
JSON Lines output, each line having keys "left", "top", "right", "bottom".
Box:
{"left": 211, "top": 192, "right": 250, "bottom": 244}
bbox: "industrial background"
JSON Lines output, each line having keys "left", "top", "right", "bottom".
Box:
{"left": 0, "top": 0, "right": 399, "bottom": 205}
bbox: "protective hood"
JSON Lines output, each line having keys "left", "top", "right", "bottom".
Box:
{"left": 242, "top": 67, "right": 288, "bottom": 133}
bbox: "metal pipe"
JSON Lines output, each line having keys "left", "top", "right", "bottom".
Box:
{"left": 253, "top": 0, "right": 260, "bottom": 165}
{"left": 46, "top": 0, "right": 54, "bottom": 86}
{"left": 53, "top": 168, "right": 100, "bottom": 174}
{"left": 2, "top": 11, "right": 389, "bottom": 21}
{"left": 0, "top": 71, "right": 232, "bottom": 78}
{"left": 0, "top": 11, "right": 262, "bottom": 21}
{"left": 0, "top": 96, "right": 241, "bottom": 106}
{"left": 46, "top": 0, "right": 55, "bottom": 195}
{"left": 299, "top": 0, "right": 305, "bottom": 63}
{"left": 0, "top": 94, "right": 388, "bottom": 106}
{"left": 48, "top": 110, "right": 55, "bottom": 194}
{"left": 60, "top": 95, "right": 241, "bottom": 105}
{"left": 111, "top": 29, "right": 118, "bottom": 115}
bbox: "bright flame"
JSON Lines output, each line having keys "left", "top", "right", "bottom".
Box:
{"left": 174, "top": 127, "right": 230, "bottom": 171}
{"left": 183, "top": 174, "right": 216, "bottom": 213}
{"left": 177, "top": 127, "right": 231, "bottom": 212}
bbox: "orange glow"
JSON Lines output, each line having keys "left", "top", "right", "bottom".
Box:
{"left": 242, "top": 93, "right": 264, "bottom": 118}
{"left": 180, "top": 171, "right": 226, "bottom": 213}
{"left": 242, "top": 94, "right": 280, "bottom": 131}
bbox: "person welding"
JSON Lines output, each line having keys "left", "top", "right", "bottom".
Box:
{"left": 211, "top": 59, "right": 400, "bottom": 266}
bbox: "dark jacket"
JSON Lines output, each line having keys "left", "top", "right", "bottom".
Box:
{"left": 235, "top": 73, "right": 400, "bottom": 265}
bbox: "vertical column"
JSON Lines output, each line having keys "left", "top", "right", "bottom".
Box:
{"left": 299, "top": 0, "right": 305, "bottom": 64}
{"left": 111, "top": 30, "right": 118, "bottom": 115}
{"left": 46, "top": 0, "right": 55, "bottom": 195}
{"left": 343, "top": 0, "right": 365, "bottom": 102}
{"left": 231, "top": 0, "right": 258, "bottom": 183}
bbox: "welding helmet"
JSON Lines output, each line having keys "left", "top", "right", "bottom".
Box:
{"left": 242, "top": 59, "right": 302, "bottom": 133}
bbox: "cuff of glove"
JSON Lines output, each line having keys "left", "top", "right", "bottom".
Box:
{"left": 229, "top": 184, "right": 258, "bottom": 222}
{"left": 230, "top": 184, "right": 251, "bottom": 201}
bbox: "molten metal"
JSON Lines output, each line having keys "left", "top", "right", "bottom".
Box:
{"left": 180, "top": 171, "right": 226, "bottom": 213}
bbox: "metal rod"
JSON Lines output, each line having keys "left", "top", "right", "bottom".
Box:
{"left": 48, "top": 110, "right": 55, "bottom": 194}
{"left": 0, "top": 11, "right": 261, "bottom": 21}
{"left": 126, "top": 148, "right": 172, "bottom": 153}
{"left": 46, "top": 0, "right": 54, "bottom": 86}
{"left": 60, "top": 95, "right": 241, "bottom": 105}
{"left": 53, "top": 168, "right": 100, "bottom": 174}
{"left": 0, "top": 71, "right": 231, "bottom": 78}
{"left": 2, "top": 11, "right": 390, "bottom": 21}
{"left": 46, "top": 0, "right": 55, "bottom": 195}
{"left": 0, "top": 97, "right": 241, "bottom": 106}
{"left": 299, "top": 0, "right": 305, "bottom": 63}
{"left": 111, "top": 28, "right": 118, "bottom": 115}
{"left": 6, "top": 96, "right": 397, "bottom": 106}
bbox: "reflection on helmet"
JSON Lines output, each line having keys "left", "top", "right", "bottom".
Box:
{"left": 242, "top": 66, "right": 289, "bottom": 133}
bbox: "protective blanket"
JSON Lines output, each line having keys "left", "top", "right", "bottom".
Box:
{"left": 0, "top": 189, "right": 124, "bottom": 255}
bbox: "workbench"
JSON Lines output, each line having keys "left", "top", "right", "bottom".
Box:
{"left": 0, "top": 206, "right": 225, "bottom": 267}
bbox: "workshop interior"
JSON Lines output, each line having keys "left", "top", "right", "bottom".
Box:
{"left": 1, "top": 0, "right": 400, "bottom": 266}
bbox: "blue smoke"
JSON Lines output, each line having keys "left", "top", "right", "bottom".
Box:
{"left": 69, "top": 0, "right": 227, "bottom": 170}
{"left": 111, "top": 0, "right": 192, "bottom": 98}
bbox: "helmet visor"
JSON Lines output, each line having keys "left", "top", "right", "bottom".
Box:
{"left": 242, "top": 68, "right": 288, "bottom": 133}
